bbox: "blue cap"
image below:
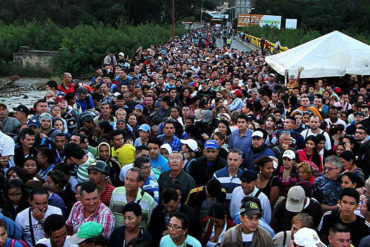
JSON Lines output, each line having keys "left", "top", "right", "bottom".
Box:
{"left": 27, "top": 117, "right": 40, "bottom": 128}
{"left": 204, "top": 140, "right": 218, "bottom": 150}
{"left": 138, "top": 124, "right": 151, "bottom": 132}
{"left": 135, "top": 104, "right": 144, "bottom": 111}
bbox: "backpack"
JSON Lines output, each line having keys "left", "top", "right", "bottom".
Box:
{"left": 11, "top": 239, "right": 29, "bottom": 247}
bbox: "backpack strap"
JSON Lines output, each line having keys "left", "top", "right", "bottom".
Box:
{"left": 11, "top": 239, "right": 15, "bottom": 247}
{"left": 255, "top": 189, "right": 262, "bottom": 198}
{"left": 28, "top": 209, "right": 36, "bottom": 246}
{"left": 282, "top": 231, "right": 287, "bottom": 246}
{"left": 136, "top": 189, "right": 146, "bottom": 204}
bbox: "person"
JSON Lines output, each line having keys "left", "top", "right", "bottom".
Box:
{"left": 2, "top": 179, "right": 29, "bottom": 221}
{"left": 271, "top": 186, "right": 323, "bottom": 233}
{"left": 318, "top": 188, "right": 370, "bottom": 246}
{"left": 132, "top": 156, "right": 159, "bottom": 203}
{"left": 294, "top": 227, "right": 327, "bottom": 247}
{"left": 65, "top": 181, "right": 115, "bottom": 239}
{"left": 110, "top": 130, "right": 136, "bottom": 168}
{"left": 110, "top": 167, "right": 156, "bottom": 229}
{"left": 96, "top": 142, "right": 123, "bottom": 187}
{"left": 245, "top": 129, "right": 275, "bottom": 169}
{"left": 69, "top": 222, "right": 106, "bottom": 246}
{"left": 301, "top": 115, "right": 332, "bottom": 151}
{"left": 200, "top": 202, "right": 235, "bottom": 246}
{"left": 297, "top": 135, "right": 323, "bottom": 174}
{"left": 103, "top": 50, "right": 117, "bottom": 67}
{"left": 158, "top": 152, "right": 196, "bottom": 202}
{"left": 148, "top": 187, "right": 200, "bottom": 246}
{"left": 212, "top": 148, "right": 243, "bottom": 205}
{"left": 328, "top": 223, "right": 352, "bottom": 247}
{"left": 87, "top": 160, "right": 114, "bottom": 206}
{"left": 272, "top": 213, "right": 315, "bottom": 247}
{"left": 147, "top": 137, "right": 170, "bottom": 179}
{"left": 255, "top": 156, "right": 280, "bottom": 206}
{"left": 14, "top": 128, "right": 37, "bottom": 167}
{"left": 0, "top": 218, "right": 23, "bottom": 247}
{"left": 63, "top": 143, "right": 96, "bottom": 183}
{"left": 221, "top": 199, "right": 273, "bottom": 246}
{"left": 229, "top": 115, "right": 253, "bottom": 164}
{"left": 297, "top": 162, "right": 315, "bottom": 185}
{"left": 158, "top": 120, "right": 182, "bottom": 152}
{"left": 15, "top": 186, "right": 63, "bottom": 246}
{"left": 189, "top": 140, "right": 227, "bottom": 186}
{"left": 36, "top": 147, "right": 55, "bottom": 182}
{"left": 277, "top": 150, "right": 299, "bottom": 196}
{"left": 339, "top": 151, "right": 365, "bottom": 184}
{"left": 159, "top": 212, "right": 201, "bottom": 247}
{"left": 108, "top": 203, "right": 151, "bottom": 247}
{"left": 185, "top": 178, "right": 226, "bottom": 221}
{"left": 229, "top": 169, "right": 272, "bottom": 223}
{"left": 36, "top": 214, "right": 78, "bottom": 247}
{"left": 312, "top": 156, "right": 343, "bottom": 211}
{"left": 0, "top": 102, "right": 20, "bottom": 136}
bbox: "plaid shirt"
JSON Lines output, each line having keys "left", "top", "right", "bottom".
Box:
{"left": 158, "top": 134, "right": 182, "bottom": 151}
{"left": 66, "top": 201, "right": 115, "bottom": 238}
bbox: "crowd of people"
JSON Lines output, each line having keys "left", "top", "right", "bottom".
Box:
{"left": 0, "top": 26, "right": 370, "bottom": 247}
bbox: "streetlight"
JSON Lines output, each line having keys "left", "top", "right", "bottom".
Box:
{"left": 200, "top": 0, "right": 203, "bottom": 25}
{"left": 249, "top": 7, "right": 255, "bottom": 33}
{"left": 172, "top": 0, "right": 175, "bottom": 38}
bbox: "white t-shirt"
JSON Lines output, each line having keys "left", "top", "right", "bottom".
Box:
{"left": 0, "top": 131, "right": 15, "bottom": 156}
{"left": 15, "top": 206, "right": 63, "bottom": 246}
{"left": 36, "top": 236, "right": 78, "bottom": 247}
{"left": 242, "top": 232, "right": 254, "bottom": 246}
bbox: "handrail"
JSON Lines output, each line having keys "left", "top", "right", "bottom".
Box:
{"left": 237, "top": 31, "right": 289, "bottom": 54}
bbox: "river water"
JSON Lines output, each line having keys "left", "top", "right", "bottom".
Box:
{"left": 0, "top": 77, "right": 48, "bottom": 109}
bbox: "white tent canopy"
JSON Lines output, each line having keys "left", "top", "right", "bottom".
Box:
{"left": 265, "top": 31, "right": 370, "bottom": 78}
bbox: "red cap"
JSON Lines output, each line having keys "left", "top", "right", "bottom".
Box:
{"left": 55, "top": 95, "right": 66, "bottom": 104}
{"left": 234, "top": 90, "right": 242, "bottom": 97}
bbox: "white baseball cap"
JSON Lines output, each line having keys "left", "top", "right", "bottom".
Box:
{"left": 180, "top": 139, "right": 198, "bottom": 152}
{"left": 251, "top": 130, "right": 264, "bottom": 139}
{"left": 283, "top": 150, "right": 296, "bottom": 160}
{"left": 294, "top": 228, "right": 326, "bottom": 247}
{"left": 286, "top": 186, "right": 305, "bottom": 212}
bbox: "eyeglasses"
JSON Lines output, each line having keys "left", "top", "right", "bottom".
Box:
{"left": 167, "top": 224, "right": 182, "bottom": 230}
{"left": 324, "top": 166, "right": 337, "bottom": 171}
{"left": 169, "top": 157, "right": 182, "bottom": 161}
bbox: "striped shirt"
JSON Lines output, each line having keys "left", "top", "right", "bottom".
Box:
{"left": 213, "top": 167, "right": 242, "bottom": 201}
{"left": 143, "top": 177, "right": 159, "bottom": 203}
{"left": 101, "top": 183, "right": 115, "bottom": 207}
{"left": 110, "top": 187, "right": 157, "bottom": 229}
{"left": 37, "top": 164, "right": 55, "bottom": 181}
{"left": 77, "top": 156, "right": 96, "bottom": 183}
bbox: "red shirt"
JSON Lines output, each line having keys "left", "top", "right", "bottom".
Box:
{"left": 57, "top": 83, "right": 75, "bottom": 94}
{"left": 100, "top": 183, "right": 115, "bottom": 206}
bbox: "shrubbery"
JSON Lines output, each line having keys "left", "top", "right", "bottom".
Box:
{"left": 0, "top": 21, "right": 185, "bottom": 76}
{"left": 241, "top": 26, "right": 370, "bottom": 48}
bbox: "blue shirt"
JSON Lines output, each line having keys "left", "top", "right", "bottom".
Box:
{"left": 0, "top": 213, "right": 22, "bottom": 240}
{"left": 229, "top": 128, "right": 253, "bottom": 159}
{"left": 158, "top": 134, "right": 182, "bottom": 152}
{"left": 37, "top": 164, "right": 55, "bottom": 181}
{"left": 3, "top": 238, "right": 23, "bottom": 247}
{"left": 160, "top": 234, "right": 201, "bottom": 247}
{"left": 150, "top": 154, "right": 170, "bottom": 180}
{"left": 143, "top": 176, "right": 159, "bottom": 203}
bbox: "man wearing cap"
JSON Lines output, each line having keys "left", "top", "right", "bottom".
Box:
{"left": 229, "top": 114, "right": 253, "bottom": 164}
{"left": 267, "top": 73, "right": 278, "bottom": 92}
{"left": 271, "top": 185, "right": 323, "bottom": 233}
{"left": 38, "top": 113, "right": 60, "bottom": 140}
{"left": 221, "top": 198, "right": 273, "bottom": 246}
{"left": 88, "top": 160, "right": 114, "bottom": 207}
{"left": 158, "top": 120, "right": 182, "bottom": 152}
{"left": 69, "top": 221, "right": 105, "bottom": 246}
{"left": 229, "top": 169, "right": 272, "bottom": 223}
{"left": 0, "top": 102, "right": 20, "bottom": 136}
{"left": 294, "top": 227, "right": 327, "bottom": 247}
{"left": 134, "top": 124, "right": 151, "bottom": 147}
{"left": 245, "top": 129, "right": 275, "bottom": 169}
{"left": 189, "top": 140, "right": 227, "bottom": 186}
{"left": 134, "top": 104, "right": 149, "bottom": 126}
{"left": 58, "top": 72, "right": 75, "bottom": 94}
{"left": 213, "top": 148, "right": 243, "bottom": 205}
{"left": 195, "top": 109, "right": 217, "bottom": 138}
{"left": 13, "top": 105, "right": 29, "bottom": 125}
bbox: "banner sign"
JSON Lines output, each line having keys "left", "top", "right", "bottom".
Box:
{"left": 286, "top": 19, "right": 298, "bottom": 29}
{"left": 238, "top": 14, "right": 281, "bottom": 29}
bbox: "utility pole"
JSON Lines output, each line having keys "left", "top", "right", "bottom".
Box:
{"left": 172, "top": 0, "right": 175, "bottom": 38}
{"left": 200, "top": 0, "right": 203, "bottom": 26}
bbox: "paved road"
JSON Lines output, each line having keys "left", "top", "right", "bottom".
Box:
{"left": 216, "top": 37, "right": 251, "bottom": 52}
